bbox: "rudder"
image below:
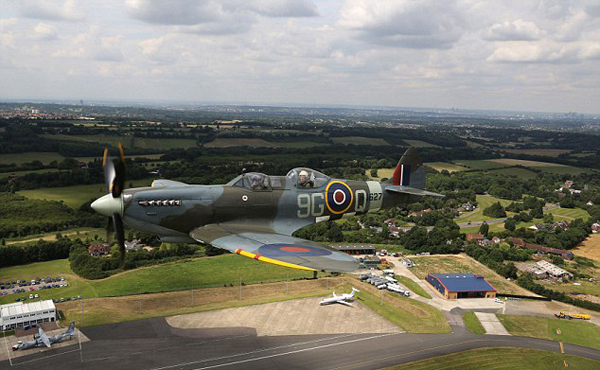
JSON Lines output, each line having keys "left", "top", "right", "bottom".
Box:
{"left": 386, "top": 147, "right": 425, "bottom": 189}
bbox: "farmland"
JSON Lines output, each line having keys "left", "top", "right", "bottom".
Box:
{"left": 18, "top": 178, "right": 155, "bottom": 209}
{"left": 455, "top": 194, "right": 514, "bottom": 224}
{"left": 402, "top": 140, "right": 440, "bottom": 148}
{"left": 453, "top": 160, "right": 509, "bottom": 170}
{"left": 40, "top": 134, "right": 198, "bottom": 150}
{"left": 424, "top": 162, "right": 468, "bottom": 173}
{"left": 499, "top": 148, "right": 572, "bottom": 157}
{"left": 204, "top": 138, "right": 327, "bottom": 148}
{"left": 573, "top": 235, "right": 600, "bottom": 262}
{"left": 331, "top": 136, "right": 390, "bottom": 146}
{"left": 0, "top": 152, "right": 65, "bottom": 166}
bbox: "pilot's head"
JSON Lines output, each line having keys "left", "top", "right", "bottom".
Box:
{"left": 250, "top": 175, "right": 261, "bottom": 187}
{"left": 299, "top": 170, "right": 308, "bottom": 184}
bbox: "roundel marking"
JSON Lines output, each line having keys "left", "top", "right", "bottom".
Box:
{"left": 258, "top": 243, "right": 332, "bottom": 257}
{"left": 325, "top": 181, "right": 354, "bottom": 214}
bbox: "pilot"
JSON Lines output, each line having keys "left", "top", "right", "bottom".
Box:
{"left": 298, "top": 170, "right": 313, "bottom": 188}
{"left": 250, "top": 174, "right": 266, "bottom": 189}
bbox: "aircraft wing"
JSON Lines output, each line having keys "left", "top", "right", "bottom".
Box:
{"left": 337, "top": 300, "right": 353, "bottom": 307}
{"left": 38, "top": 328, "right": 51, "bottom": 348}
{"left": 385, "top": 185, "right": 444, "bottom": 198}
{"left": 190, "top": 224, "right": 359, "bottom": 272}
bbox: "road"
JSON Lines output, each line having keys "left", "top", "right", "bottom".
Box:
{"left": 1, "top": 318, "right": 599, "bottom": 370}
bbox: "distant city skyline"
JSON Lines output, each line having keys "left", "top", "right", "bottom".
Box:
{"left": 1, "top": 1, "right": 599, "bottom": 114}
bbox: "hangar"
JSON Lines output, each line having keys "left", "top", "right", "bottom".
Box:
{"left": 425, "top": 273, "right": 496, "bottom": 299}
{"left": 0, "top": 300, "right": 57, "bottom": 330}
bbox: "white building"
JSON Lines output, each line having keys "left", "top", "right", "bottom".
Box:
{"left": 0, "top": 300, "right": 57, "bottom": 331}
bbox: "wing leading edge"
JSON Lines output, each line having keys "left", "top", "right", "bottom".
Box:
{"left": 190, "top": 224, "right": 359, "bottom": 272}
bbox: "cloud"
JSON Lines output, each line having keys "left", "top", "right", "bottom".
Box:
{"left": 338, "top": 0, "right": 465, "bottom": 49}
{"left": 18, "top": 0, "right": 83, "bottom": 22}
{"left": 484, "top": 19, "right": 545, "bottom": 41}
{"left": 125, "top": 0, "right": 318, "bottom": 36}
{"left": 34, "top": 23, "right": 58, "bottom": 41}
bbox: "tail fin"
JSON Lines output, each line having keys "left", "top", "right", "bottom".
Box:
{"left": 386, "top": 147, "right": 425, "bottom": 189}
{"left": 65, "top": 322, "right": 75, "bottom": 336}
{"left": 350, "top": 287, "right": 360, "bottom": 297}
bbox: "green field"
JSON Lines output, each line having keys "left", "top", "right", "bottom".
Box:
{"left": 380, "top": 348, "right": 599, "bottom": 370}
{"left": 548, "top": 207, "right": 591, "bottom": 221}
{"left": 403, "top": 140, "right": 440, "bottom": 148}
{"left": 0, "top": 255, "right": 317, "bottom": 305}
{"left": 532, "top": 166, "right": 592, "bottom": 175}
{"left": 41, "top": 134, "right": 198, "bottom": 150}
{"left": 461, "top": 222, "right": 506, "bottom": 234}
{"left": 395, "top": 276, "right": 432, "bottom": 299}
{"left": 331, "top": 136, "right": 390, "bottom": 146}
{"left": 0, "top": 168, "right": 68, "bottom": 179}
{"left": 204, "top": 138, "right": 327, "bottom": 148}
{"left": 424, "top": 162, "right": 468, "bottom": 173}
{"left": 5, "top": 227, "right": 105, "bottom": 245}
{"left": 497, "top": 314, "right": 600, "bottom": 350}
{"left": 18, "top": 178, "right": 155, "bottom": 209}
{"left": 456, "top": 194, "right": 514, "bottom": 224}
{"left": 462, "top": 312, "right": 486, "bottom": 334}
{"left": 487, "top": 166, "right": 539, "bottom": 179}
{"left": 453, "top": 160, "right": 509, "bottom": 170}
{"left": 540, "top": 279, "right": 599, "bottom": 297}
{"left": 0, "top": 152, "right": 66, "bottom": 166}
{"left": 356, "top": 285, "right": 450, "bottom": 333}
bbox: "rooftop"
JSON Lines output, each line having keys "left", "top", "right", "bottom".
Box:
{"left": 0, "top": 300, "right": 55, "bottom": 318}
{"left": 429, "top": 273, "right": 496, "bottom": 292}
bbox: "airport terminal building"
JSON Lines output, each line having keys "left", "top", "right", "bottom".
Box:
{"left": 426, "top": 274, "right": 496, "bottom": 299}
{"left": 0, "top": 300, "right": 57, "bottom": 331}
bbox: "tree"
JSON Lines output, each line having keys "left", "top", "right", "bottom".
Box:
{"left": 479, "top": 222, "right": 489, "bottom": 236}
{"left": 370, "top": 169, "right": 378, "bottom": 178}
{"left": 504, "top": 218, "right": 517, "bottom": 231}
{"left": 483, "top": 202, "right": 506, "bottom": 218}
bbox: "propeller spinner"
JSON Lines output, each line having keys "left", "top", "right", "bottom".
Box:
{"left": 91, "top": 143, "right": 127, "bottom": 267}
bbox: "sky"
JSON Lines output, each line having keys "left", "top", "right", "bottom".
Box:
{"left": 1, "top": 0, "right": 599, "bottom": 114}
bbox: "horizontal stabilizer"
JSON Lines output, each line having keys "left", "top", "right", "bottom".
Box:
{"left": 386, "top": 185, "right": 444, "bottom": 198}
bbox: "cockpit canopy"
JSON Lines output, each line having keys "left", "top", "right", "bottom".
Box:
{"left": 287, "top": 168, "right": 330, "bottom": 188}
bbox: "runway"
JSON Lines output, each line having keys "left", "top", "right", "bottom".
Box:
{"left": 2, "top": 318, "right": 599, "bottom": 370}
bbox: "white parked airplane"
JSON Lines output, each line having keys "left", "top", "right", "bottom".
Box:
{"left": 319, "top": 288, "right": 360, "bottom": 307}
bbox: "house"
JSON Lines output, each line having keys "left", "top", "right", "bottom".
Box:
{"left": 491, "top": 236, "right": 504, "bottom": 244}
{"left": 410, "top": 208, "right": 432, "bottom": 217}
{"left": 587, "top": 201, "right": 594, "bottom": 206}
{"left": 592, "top": 222, "right": 600, "bottom": 234}
{"left": 457, "top": 203, "right": 475, "bottom": 212}
{"left": 125, "top": 239, "right": 143, "bottom": 251}
{"left": 466, "top": 233, "right": 485, "bottom": 243}
{"left": 552, "top": 220, "right": 569, "bottom": 230}
{"left": 384, "top": 218, "right": 397, "bottom": 227}
{"left": 402, "top": 258, "right": 414, "bottom": 267}
{"left": 88, "top": 244, "right": 110, "bottom": 256}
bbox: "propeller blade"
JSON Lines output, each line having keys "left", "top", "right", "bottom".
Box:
{"left": 112, "top": 143, "right": 126, "bottom": 198}
{"left": 102, "top": 144, "right": 126, "bottom": 198}
{"left": 113, "top": 213, "right": 126, "bottom": 266}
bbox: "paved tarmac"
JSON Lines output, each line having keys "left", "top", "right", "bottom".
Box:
{"left": 1, "top": 318, "right": 599, "bottom": 370}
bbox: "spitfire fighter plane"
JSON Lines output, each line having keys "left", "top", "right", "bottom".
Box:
{"left": 91, "top": 147, "right": 443, "bottom": 273}
{"left": 12, "top": 322, "right": 76, "bottom": 351}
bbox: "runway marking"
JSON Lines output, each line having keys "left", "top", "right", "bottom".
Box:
{"left": 145, "top": 332, "right": 367, "bottom": 370}
{"left": 560, "top": 341, "right": 565, "bottom": 354}
{"left": 10, "top": 348, "right": 81, "bottom": 366}
{"left": 187, "top": 333, "right": 400, "bottom": 370}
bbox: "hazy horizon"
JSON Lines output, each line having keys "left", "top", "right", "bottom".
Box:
{"left": 1, "top": 1, "right": 599, "bottom": 114}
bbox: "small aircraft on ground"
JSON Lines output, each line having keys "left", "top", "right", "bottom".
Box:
{"left": 91, "top": 146, "right": 443, "bottom": 273}
{"left": 12, "top": 322, "right": 76, "bottom": 351}
{"left": 319, "top": 288, "right": 360, "bottom": 307}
